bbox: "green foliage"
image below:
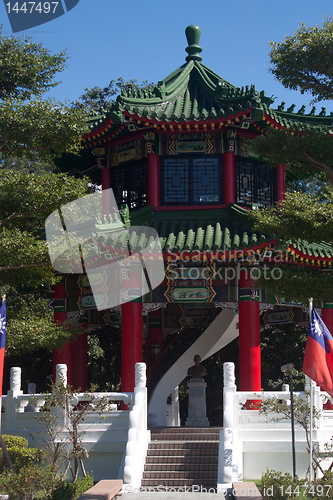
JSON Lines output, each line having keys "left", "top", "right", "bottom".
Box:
{"left": 259, "top": 393, "right": 326, "bottom": 475}
{"left": 51, "top": 473, "right": 93, "bottom": 500}
{"left": 261, "top": 324, "right": 307, "bottom": 390}
{"left": 311, "top": 470, "right": 333, "bottom": 499}
{"left": 0, "top": 169, "right": 89, "bottom": 288}
{"left": 0, "top": 435, "right": 44, "bottom": 473}
{"left": 73, "top": 76, "right": 154, "bottom": 113}
{"left": 87, "top": 325, "right": 121, "bottom": 391}
{"left": 254, "top": 263, "right": 333, "bottom": 304}
{"left": 249, "top": 188, "right": 333, "bottom": 302}
{"left": 34, "top": 381, "right": 109, "bottom": 483}
{"left": 0, "top": 162, "right": 90, "bottom": 352}
{"left": 269, "top": 17, "right": 333, "bottom": 102}
{"left": 251, "top": 192, "right": 333, "bottom": 244}
{"left": 0, "top": 28, "right": 88, "bottom": 161}
{"left": 0, "top": 464, "right": 58, "bottom": 500}
{"left": 0, "top": 31, "right": 67, "bottom": 100}
{"left": 0, "top": 98, "right": 88, "bottom": 161}
{"left": 250, "top": 128, "right": 333, "bottom": 184}
{"left": 260, "top": 470, "right": 305, "bottom": 500}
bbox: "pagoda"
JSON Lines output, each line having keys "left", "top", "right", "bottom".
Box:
{"left": 53, "top": 25, "right": 333, "bottom": 426}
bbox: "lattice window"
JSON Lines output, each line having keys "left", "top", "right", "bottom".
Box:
{"left": 112, "top": 168, "right": 128, "bottom": 206}
{"left": 235, "top": 157, "right": 276, "bottom": 207}
{"left": 130, "top": 163, "right": 147, "bottom": 209}
{"left": 163, "top": 158, "right": 190, "bottom": 203}
{"left": 257, "top": 164, "right": 275, "bottom": 208}
{"left": 161, "top": 156, "right": 221, "bottom": 205}
{"left": 192, "top": 158, "right": 220, "bottom": 203}
{"left": 111, "top": 161, "right": 148, "bottom": 210}
{"left": 236, "top": 160, "right": 254, "bottom": 206}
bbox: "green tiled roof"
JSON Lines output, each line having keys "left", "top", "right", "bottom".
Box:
{"left": 81, "top": 24, "right": 333, "bottom": 147}
{"left": 116, "top": 61, "right": 262, "bottom": 123}
{"left": 92, "top": 204, "right": 273, "bottom": 254}
{"left": 261, "top": 103, "right": 333, "bottom": 131}
{"left": 88, "top": 203, "right": 333, "bottom": 269}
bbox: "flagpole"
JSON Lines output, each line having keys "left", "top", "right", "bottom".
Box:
{"left": 0, "top": 295, "right": 14, "bottom": 473}
{"left": 309, "top": 297, "right": 313, "bottom": 486}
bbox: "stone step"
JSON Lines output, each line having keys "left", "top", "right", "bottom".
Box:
{"left": 144, "top": 463, "right": 218, "bottom": 472}
{"left": 144, "top": 471, "right": 216, "bottom": 484}
{"left": 147, "top": 449, "right": 218, "bottom": 458}
{"left": 141, "top": 478, "right": 217, "bottom": 487}
{"left": 150, "top": 428, "right": 221, "bottom": 441}
{"left": 150, "top": 434, "right": 220, "bottom": 441}
{"left": 145, "top": 456, "right": 218, "bottom": 465}
{"left": 148, "top": 442, "right": 219, "bottom": 449}
{"left": 142, "top": 427, "right": 220, "bottom": 489}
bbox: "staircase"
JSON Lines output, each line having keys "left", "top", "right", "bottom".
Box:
{"left": 141, "top": 427, "right": 221, "bottom": 489}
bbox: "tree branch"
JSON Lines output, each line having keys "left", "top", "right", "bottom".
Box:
{"left": 0, "top": 261, "right": 49, "bottom": 272}
{"left": 0, "top": 207, "right": 52, "bottom": 226}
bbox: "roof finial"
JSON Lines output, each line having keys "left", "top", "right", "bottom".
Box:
{"left": 185, "top": 25, "right": 202, "bottom": 62}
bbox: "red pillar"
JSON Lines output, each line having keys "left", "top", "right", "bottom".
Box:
{"left": 102, "top": 166, "right": 111, "bottom": 215}
{"left": 148, "top": 154, "right": 160, "bottom": 207}
{"left": 71, "top": 327, "right": 87, "bottom": 391}
{"left": 238, "top": 270, "right": 261, "bottom": 405}
{"left": 53, "top": 281, "right": 73, "bottom": 385}
{"left": 223, "top": 151, "right": 235, "bottom": 205}
{"left": 121, "top": 301, "right": 143, "bottom": 392}
{"left": 146, "top": 309, "right": 163, "bottom": 375}
{"left": 277, "top": 164, "right": 285, "bottom": 203}
{"left": 322, "top": 305, "right": 333, "bottom": 409}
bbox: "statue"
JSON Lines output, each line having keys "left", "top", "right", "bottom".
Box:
{"left": 187, "top": 354, "right": 207, "bottom": 379}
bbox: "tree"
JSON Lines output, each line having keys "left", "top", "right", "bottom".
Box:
{"left": 0, "top": 165, "right": 91, "bottom": 353}
{"left": 249, "top": 18, "right": 333, "bottom": 303}
{"left": 0, "top": 29, "right": 88, "bottom": 160}
{"left": 73, "top": 76, "right": 153, "bottom": 113}
{"left": 269, "top": 17, "right": 333, "bottom": 102}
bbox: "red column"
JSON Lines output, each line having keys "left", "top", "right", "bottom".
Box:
{"left": 223, "top": 151, "right": 235, "bottom": 205}
{"left": 71, "top": 326, "right": 87, "bottom": 391}
{"left": 121, "top": 301, "right": 143, "bottom": 392}
{"left": 277, "top": 164, "right": 285, "bottom": 203}
{"left": 53, "top": 281, "right": 73, "bottom": 385}
{"left": 238, "top": 270, "right": 261, "bottom": 406}
{"left": 146, "top": 309, "right": 163, "bottom": 376}
{"left": 102, "top": 166, "right": 111, "bottom": 215}
{"left": 322, "top": 305, "right": 333, "bottom": 409}
{"left": 148, "top": 154, "right": 160, "bottom": 207}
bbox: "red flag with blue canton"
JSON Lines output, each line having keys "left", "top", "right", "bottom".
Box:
{"left": 303, "top": 308, "right": 333, "bottom": 396}
{"left": 0, "top": 298, "right": 6, "bottom": 398}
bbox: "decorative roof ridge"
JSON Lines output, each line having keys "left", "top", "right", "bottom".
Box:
{"left": 116, "top": 62, "right": 193, "bottom": 108}
{"left": 269, "top": 107, "right": 333, "bottom": 124}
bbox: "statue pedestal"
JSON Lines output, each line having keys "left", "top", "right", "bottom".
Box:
{"left": 185, "top": 378, "right": 209, "bottom": 427}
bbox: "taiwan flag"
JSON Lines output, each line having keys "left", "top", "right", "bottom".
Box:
{"left": 0, "top": 298, "right": 6, "bottom": 398}
{"left": 303, "top": 309, "right": 333, "bottom": 396}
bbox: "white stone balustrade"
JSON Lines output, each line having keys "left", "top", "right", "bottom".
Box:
{"left": 1, "top": 364, "right": 147, "bottom": 484}
{"left": 218, "top": 362, "right": 333, "bottom": 486}
{"left": 123, "top": 362, "right": 150, "bottom": 491}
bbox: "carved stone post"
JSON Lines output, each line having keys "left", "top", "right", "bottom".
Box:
{"left": 4, "top": 367, "right": 23, "bottom": 431}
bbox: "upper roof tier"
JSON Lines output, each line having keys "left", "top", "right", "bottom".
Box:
{"left": 82, "top": 25, "right": 333, "bottom": 148}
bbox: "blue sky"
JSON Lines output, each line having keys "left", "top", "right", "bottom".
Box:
{"left": 1, "top": 0, "right": 333, "bottom": 113}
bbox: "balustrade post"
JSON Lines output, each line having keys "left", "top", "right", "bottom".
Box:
{"left": 221, "top": 362, "right": 237, "bottom": 483}
{"left": 4, "top": 367, "right": 23, "bottom": 431}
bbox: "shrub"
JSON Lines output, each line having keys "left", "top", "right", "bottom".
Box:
{"left": 0, "top": 435, "right": 44, "bottom": 473}
{"left": 260, "top": 470, "right": 305, "bottom": 500}
{"left": 0, "top": 464, "right": 58, "bottom": 500}
{"left": 311, "top": 470, "right": 333, "bottom": 500}
{"left": 51, "top": 473, "right": 94, "bottom": 500}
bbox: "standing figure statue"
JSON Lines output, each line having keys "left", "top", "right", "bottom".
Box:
{"left": 187, "top": 354, "right": 207, "bottom": 379}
